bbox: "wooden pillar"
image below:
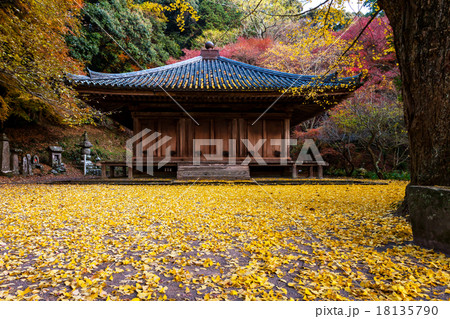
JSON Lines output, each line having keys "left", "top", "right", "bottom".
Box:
{"left": 186, "top": 119, "right": 193, "bottom": 158}
{"left": 284, "top": 118, "right": 290, "bottom": 159}
{"left": 128, "top": 166, "right": 133, "bottom": 179}
{"left": 292, "top": 164, "right": 298, "bottom": 179}
{"left": 131, "top": 115, "right": 140, "bottom": 161}
{"left": 210, "top": 119, "right": 214, "bottom": 155}
{"left": 156, "top": 121, "right": 162, "bottom": 157}
{"left": 309, "top": 166, "right": 314, "bottom": 178}
{"left": 133, "top": 115, "right": 140, "bottom": 134}
{"left": 238, "top": 118, "right": 246, "bottom": 157}
{"left": 231, "top": 119, "right": 238, "bottom": 162}
{"left": 179, "top": 118, "right": 186, "bottom": 157}
{"left": 262, "top": 120, "right": 266, "bottom": 157}
{"left": 318, "top": 165, "right": 323, "bottom": 179}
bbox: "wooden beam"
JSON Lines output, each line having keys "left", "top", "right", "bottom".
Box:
{"left": 77, "top": 88, "right": 358, "bottom": 99}
{"left": 132, "top": 111, "right": 289, "bottom": 119}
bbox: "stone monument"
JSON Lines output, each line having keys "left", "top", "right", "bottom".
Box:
{"left": 0, "top": 133, "right": 11, "bottom": 173}
{"left": 10, "top": 148, "right": 21, "bottom": 175}
{"left": 26, "top": 154, "right": 32, "bottom": 175}
{"left": 48, "top": 146, "right": 66, "bottom": 173}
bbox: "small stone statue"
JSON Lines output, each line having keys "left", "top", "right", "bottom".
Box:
{"left": 26, "top": 154, "right": 33, "bottom": 176}
{"left": 22, "top": 156, "right": 28, "bottom": 176}
{"left": 10, "top": 148, "right": 21, "bottom": 175}
{"left": 32, "top": 155, "right": 42, "bottom": 169}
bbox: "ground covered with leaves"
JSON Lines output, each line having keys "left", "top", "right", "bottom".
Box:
{"left": 0, "top": 182, "right": 449, "bottom": 301}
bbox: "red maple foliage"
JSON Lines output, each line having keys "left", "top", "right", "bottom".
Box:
{"left": 339, "top": 16, "right": 398, "bottom": 87}
{"left": 167, "top": 37, "right": 273, "bottom": 65}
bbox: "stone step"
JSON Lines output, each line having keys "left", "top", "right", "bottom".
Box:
{"left": 177, "top": 164, "right": 250, "bottom": 180}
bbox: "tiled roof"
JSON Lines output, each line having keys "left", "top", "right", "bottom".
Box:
{"left": 70, "top": 50, "right": 361, "bottom": 92}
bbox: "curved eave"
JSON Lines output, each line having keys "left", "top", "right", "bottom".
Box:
{"left": 73, "top": 79, "right": 362, "bottom": 93}
{"left": 69, "top": 55, "right": 363, "bottom": 93}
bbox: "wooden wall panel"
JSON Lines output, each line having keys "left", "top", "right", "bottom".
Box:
{"left": 132, "top": 113, "right": 290, "bottom": 160}
{"left": 214, "top": 119, "right": 231, "bottom": 155}
{"left": 138, "top": 119, "right": 157, "bottom": 157}
{"left": 194, "top": 119, "right": 211, "bottom": 156}
{"left": 265, "top": 119, "right": 283, "bottom": 157}
{"left": 247, "top": 120, "right": 263, "bottom": 156}
{"left": 139, "top": 119, "right": 156, "bottom": 131}
{"left": 159, "top": 119, "right": 178, "bottom": 157}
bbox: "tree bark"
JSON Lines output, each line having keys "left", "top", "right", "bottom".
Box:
{"left": 378, "top": 0, "right": 450, "bottom": 186}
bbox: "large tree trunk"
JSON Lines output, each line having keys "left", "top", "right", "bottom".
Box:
{"left": 378, "top": 0, "right": 450, "bottom": 186}
{"left": 378, "top": 1, "right": 450, "bottom": 252}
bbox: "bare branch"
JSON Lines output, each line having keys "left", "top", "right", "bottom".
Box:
{"left": 322, "top": 0, "right": 334, "bottom": 37}
{"left": 259, "top": 0, "right": 332, "bottom": 18}
{"left": 241, "top": 0, "right": 264, "bottom": 21}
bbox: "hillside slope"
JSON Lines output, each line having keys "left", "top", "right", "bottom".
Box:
{"left": 1, "top": 121, "right": 132, "bottom": 183}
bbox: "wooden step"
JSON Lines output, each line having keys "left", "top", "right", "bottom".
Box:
{"left": 177, "top": 164, "right": 250, "bottom": 180}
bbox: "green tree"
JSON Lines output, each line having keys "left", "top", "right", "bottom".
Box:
{"left": 197, "top": 0, "right": 242, "bottom": 31}
{"left": 66, "top": 0, "right": 180, "bottom": 73}
{"left": 145, "top": 0, "right": 242, "bottom": 49}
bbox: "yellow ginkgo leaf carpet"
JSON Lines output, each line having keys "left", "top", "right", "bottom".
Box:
{"left": 0, "top": 182, "right": 448, "bottom": 300}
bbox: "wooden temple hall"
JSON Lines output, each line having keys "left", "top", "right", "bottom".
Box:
{"left": 71, "top": 43, "right": 361, "bottom": 179}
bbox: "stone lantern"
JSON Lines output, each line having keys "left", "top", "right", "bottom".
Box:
{"left": 78, "top": 131, "right": 101, "bottom": 175}
{"left": 79, "top": 131, "right": 93, "bottom": 157}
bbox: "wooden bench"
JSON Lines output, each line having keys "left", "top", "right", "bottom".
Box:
{"left": 292, "top": 161, "right": 329, "bottom": 179}
{"left": 99, "top": 161, "right": 133, "bottom": 179}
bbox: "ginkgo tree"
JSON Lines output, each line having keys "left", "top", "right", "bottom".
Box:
{"left": 376, "top": 0, "right": 449, "bottom": 187}
{"left": 0, "top": 0, "right": 91, "bottom": 125}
